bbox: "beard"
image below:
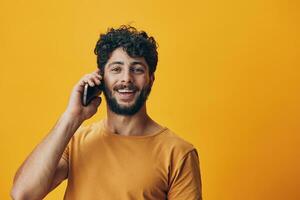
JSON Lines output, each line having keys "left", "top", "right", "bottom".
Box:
{"left": 102, "top": 82, "right": 152, "bottom": 116}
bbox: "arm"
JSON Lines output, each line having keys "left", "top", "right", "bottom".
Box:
{"left": 11, "top": 113, "right": 81, "bottom": 200}
{"left": 11, "top": 69, "right": 103, "bottom": 200}
{"left": 167, "top": 149, "right": 202, "bottom": 200}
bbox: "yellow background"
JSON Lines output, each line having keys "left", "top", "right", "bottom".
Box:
{"left": 1, "top": 0, "right": 299, "bottom": 199}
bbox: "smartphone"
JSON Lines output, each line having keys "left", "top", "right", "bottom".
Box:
{"left": 82, "top": 80, "right": 104, "bottom": 106}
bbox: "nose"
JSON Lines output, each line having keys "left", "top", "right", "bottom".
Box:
{"left": 121, "top": 68, "right": 133, "bottom": 84}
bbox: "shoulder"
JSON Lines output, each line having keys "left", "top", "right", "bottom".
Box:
{"left": 70, "top": 120, "right": 104, "bottom": 145}
{"left": 158, "top": 128, "right": 201, "bottom": 182}
{"left": 160, "top": 128, "right": 195, "bottom": 150}
{"left": 158, "top": 128, "right": 197, "bottom": 162}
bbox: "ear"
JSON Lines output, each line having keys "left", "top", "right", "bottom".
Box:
{"left": 149, "top": 73, "right": 155, "bottom": 87}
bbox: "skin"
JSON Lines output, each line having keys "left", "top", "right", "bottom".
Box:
{"left": 102, "top": 47, "right": 163, "bottom": 136}
{"left": 10, "top": 47, "right": 163, "bottom": 200}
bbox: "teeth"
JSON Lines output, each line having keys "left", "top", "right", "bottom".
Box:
{"left": 118, "top": 89, "right": 134, "bottom": 93}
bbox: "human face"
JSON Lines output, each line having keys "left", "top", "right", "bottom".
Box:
{"left": 102, "top": 47, "right": 154, "bottom": 116}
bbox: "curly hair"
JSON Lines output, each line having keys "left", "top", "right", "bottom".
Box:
{"left": 94, "top": 25, "right": 158, "bottom": 76}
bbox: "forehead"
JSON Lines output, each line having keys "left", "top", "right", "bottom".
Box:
{"left": 106, "top": 47, "right": 148, "bottom": 66}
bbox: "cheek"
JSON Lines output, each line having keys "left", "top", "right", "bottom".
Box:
{"left": 136, "top": 74, "right": 150, "bottom": 85}
{"left": 104, "top": 74, "right": 150, "bottom": 89}
{"left": 104, "top": 76, "right": 117, "bottom": 88}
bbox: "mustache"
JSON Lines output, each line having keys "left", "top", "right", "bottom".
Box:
{"left": 113, "top": 84, "right": 138, "bottom": 91}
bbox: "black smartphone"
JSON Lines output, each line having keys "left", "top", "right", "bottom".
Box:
{"left": 82, "top": 80, "right": 104, "bottom": 107}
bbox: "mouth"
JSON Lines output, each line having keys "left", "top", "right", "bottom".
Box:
{"left": 116, "top": 89, "right": 137, "bottom": 101}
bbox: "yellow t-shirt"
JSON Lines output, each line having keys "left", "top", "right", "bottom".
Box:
{"left": 62, "top": 119, "right": 202, "bottom": 200}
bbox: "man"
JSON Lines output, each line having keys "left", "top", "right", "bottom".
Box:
{"left": 11, "top": 25, "right": 202, "bottom": 200}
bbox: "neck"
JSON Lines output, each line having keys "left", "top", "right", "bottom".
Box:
{"left": 104, "top": 104, "right": 156, "bottom": 136}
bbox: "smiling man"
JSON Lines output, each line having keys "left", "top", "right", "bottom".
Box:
{"left": 11, "top": 25, "right": 202, "bottom": 200}
{"left": 102, "top": 47, "right": 153, "bottom": 116}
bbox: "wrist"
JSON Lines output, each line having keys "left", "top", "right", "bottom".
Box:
{"left": 56, "top": 112, "right": 84, "bottom": 139}
{"left": 61, "top": 111, "right": 84, "bottom": 127}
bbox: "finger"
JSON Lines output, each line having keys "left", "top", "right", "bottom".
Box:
{"left": 87, "top": 79, "right": 95, "bottom": 87}
{"left": 93, "top": 71, "right": 102, "bottom": 79}
{"left": 91, "top": 75, "right": 101, "bottom": 85}
{"left": 79, "top": 74, "right": 90, "bottom": 84}
{"left": 95, "top": 79, "right": 101, "bottom": 85}
{"left": 91, "top": 72, "right": 101, "bottom": 79}
{"left": 85, "top": 74, "right": 98, "bottom": 86}
{"left": 77, "top": 77, "right": 88, "bottom": 87}
{"left": 79, "top": 73, "right": 99, "bottom": 88}
{"left": 90, "top": 75, "right": 101, "bottom": 85}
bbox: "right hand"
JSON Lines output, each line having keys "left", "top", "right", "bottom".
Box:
{"left": 64, "top": 69, "right": 103, "bottom": 122}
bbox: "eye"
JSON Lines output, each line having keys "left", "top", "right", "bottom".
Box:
{"left": 132, "top": 67, "right": 145, "bottom": 73}
{"left": 111, "top": 66, "right": 121, "bottom": 72}
{"left": 135, "top": 69, "right": 144, "bottom": 72}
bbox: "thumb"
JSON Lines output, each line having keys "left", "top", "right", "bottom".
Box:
{"left": 90, "top": 96, "right": 102, "bottom": 107}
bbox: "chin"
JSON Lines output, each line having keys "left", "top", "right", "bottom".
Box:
{"left": 117, "top": 99, "right": 136, "bottom": 107}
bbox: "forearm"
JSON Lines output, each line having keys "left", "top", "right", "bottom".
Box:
{"left": 11, "top": 112, "right": 82, "bottom": 200}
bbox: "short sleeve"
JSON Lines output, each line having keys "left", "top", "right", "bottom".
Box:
{"left": 60, "top": 125, "right": 85, "bottom": 164}
{"left": 168, "top": 149, "right": 202, "bottom": 200}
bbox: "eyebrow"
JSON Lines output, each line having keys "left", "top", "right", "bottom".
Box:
{"left": 108, "top": 61, "right": 146, "bottom": 69}
{"left": 108, "top": 61, "right": 124, "bottom": 68}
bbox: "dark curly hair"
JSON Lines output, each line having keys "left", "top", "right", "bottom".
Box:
{"left": 94, "top": 25, "right": 158, "bottom": 76}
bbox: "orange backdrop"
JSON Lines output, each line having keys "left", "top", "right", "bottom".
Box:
{"left": 0, "top": 0, "right": 299, "bottom": 199}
